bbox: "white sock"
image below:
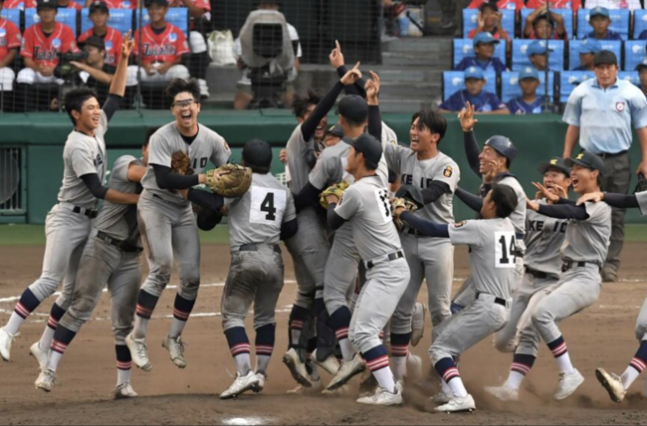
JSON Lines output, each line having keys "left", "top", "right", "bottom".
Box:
{"left": 168, "top": 318, "right": 186, "bottom": 339}
{"left": 339, "top": 338, "right": 355, "bottom": 362}
{"left": 441, "top": 379, "right": 452, "bottom": 395}
{"left": 372, "top": 367, "right": 396, "bottom": 393}
{"left": 117, "top": 368, "right": 131, "bottom": 386}
{"left": 392, "top": 356, "right": 407, "bottom": 381}
{"left": 255, "top": 354, "right": 271, "bottom": 375}
{"left": 447, "top": 377, "right": 468, "bottom": 398}
{"left": 290, "top": 329, "right": 301, "bottom": 348}
{"left": 621, "top": 366, "right": 641, "bottom": 390}
{"left": 505, "top": 371, "right": 525, "bottom": 391}
{"left": 555, "top": 353, "right": 575, "bottom": 375}
{"left": 234, "top": 353, "right": 252, "bottom": 375}
{"left": 132, "top": 316, "right": 149, "bottom": 339}
{"left": 39, "top": 326, "right": 55, "bottom": 352}
{"left": 310, "top": 360, "right": 320, "bottom": 381}
{"left": 47, "top": 351, "right": 64, "bottom": 372}
{"left": 4, "top": 312, "right": 25, "bottom": 335}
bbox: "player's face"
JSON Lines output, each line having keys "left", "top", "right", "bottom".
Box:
{"left": 148, "top": 4, "right": 167, "bottom": 23}
{"left": 465, "top": 78, "right": 485, "bottom": 96}
{"left": 38, "top": 8, "right": 57, "bottom": 24}
{"left": 302, "top": 104, "right": 327, "bottom": 140}
{"left": 534, "top": 19, "right": 554, "bottom": 39}
{"left": 410, "top": 117, "right": 435, "bottom": 153}
{"left": 90, "top": 10, "right": 109, "bottom": 27}
{"left": 482, "top": 8, "right": 498, "bottom": 28}
{"left": 74, "top": 96, "right": 102, "bottom": 131}
{"left": 474, "top": 43, "right": 494, "bottom": 60}
{"left": 84, "top": 46, "right": 104, "bottom": 66}
{"left": 543, "top": 169, "right": 571, "bottom": 194}
{"left": 530, "top": 54, "right": 547, "bottom": 71}
{"left": 640, "top": 70, "right": 647, "bottom": 88}
{"left": 519, "top": 78, "right": 539, "bottom": 97}
{"left": 580, "top": 52, "right": 594, "bottom": 68}
{"left": 590, "top": 16, "right": 610, "bottom": 34}
{"left": 595, "top": 63, "right": 618, "bottom": 87}
{"left": 570, "top": 164, "right": 597, "bottom": 194}
{"left": 172, "top": 92, "right": 201, "bottom": 130}
{"left": 479, "top": 146, "right": 505, "bottom": 175}
{"left": 346, "top": 147, "right": 358, "bottom": 174}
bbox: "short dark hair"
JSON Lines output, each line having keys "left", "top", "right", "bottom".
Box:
{"left": 533, "top": 13, "right": 556, "bottom": 29}
{"left": 166, "top": 78, "right": 201, "bottom": 104}
{"left": 64, "top": 87, "right": 99, "bottom": 125}
{"left": 412, "top": 109, "right": 447, "bottom": 143}
{"left": 637, "top": 64, "right": 647, "bottom": 74}
{"left": 292, "top": 88, "right": 323, "bottom": 119}
{"left": 343, "top": 116, "right": 367, "bottom": 128}
{"left": 144, "top": 126, "right": 160, "bottom": 147}
{"left": 490, "top": 184, "right": 518, "bottom": 219}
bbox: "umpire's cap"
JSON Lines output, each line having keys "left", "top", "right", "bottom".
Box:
{"left": 565, "top": 151, "right": 605, "bottom": 176}
{"left": 243, "top": 139, "right": 273, "bottom": 169}
{"left": 485, "top": 135, "right": 517, "bottom": 164}
{"left": 538, "top": 157, "right": 571, "bottom": 176}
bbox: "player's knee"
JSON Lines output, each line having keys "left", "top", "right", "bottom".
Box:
{"left": 126, "top": 66, "right": 139, "bottom": 86}
{"left": 530, "top": 304, "right": 552, "bottom": 329}
{"left": 493, "top": 334, "right": 516, "bottom": 353}
{"left": 17, "top": 68, "right": 35, "bottom": 85}
{"left": 0, "top": 67, "right": 15, "bottom": 91}
{"left": 169, "top": 65, "right": 190, "bottom": 81}
{"left": 70, "top": 294, "right": 96, "bottom": 320}
{"left": 113, "top": 325, "right": 131, "bottom": 346}
{"left": 222, "top": 315, "right": 245, "bottom": 331}
{"left": 190, "top": 31, "right": 207, "bottom": 54}
{"left": 29, "top": 277, "right": 62, "bottom": 300}
{"left": 635, "top": 323, "right": 647, "bottom": 342}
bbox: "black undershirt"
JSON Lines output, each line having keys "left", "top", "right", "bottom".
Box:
{"left": 151, "top": 25, "right": 167, "bottom": 36}
{"left": 180, "top": 127, "right": 199, "bottom": 145}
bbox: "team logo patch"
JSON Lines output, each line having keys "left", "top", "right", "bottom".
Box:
{"left": 443, "top": 166, "right": 454, "bottom": 178}
{"left": 224, "top": 142, "right": 230, "bottom": 151}
{"left": 105, "top": 41, "right": 113, "bottom": 50}
{"left": 169, "top": 32, "right": 177, "bottom": 42}
{"left": 52, "top": 38, "right": 61, "bottom": 49}
{"left": 550, "top": 158, "right": 558, "bottom": 165}
{"left": 616, "top": 101, "right": 626, "bottom": 112}
{"left": 576, "top": 153, "right": 585, "bottom": 160}
{"left": 0, "top": 29, "right": 6, "bottom": 38}
{"left": 452, "top": 220, "right": 468, "bottom": 228}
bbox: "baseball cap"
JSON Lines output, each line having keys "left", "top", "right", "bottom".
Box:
{"left": 145, "top": 0, "right": 168, "bottom": 7}
{"left": 538, "top": 157, "right": 571, "bottom": 176}
{"left": 578, "top": 39, "right": 602, "bottom": 55}
{"left": 527, "top": 40, "right": 553, "bottom": 57}
{"left": 325, "top": 124, "right": 344, "bottom": 138}
{"left": 338, "top": 95, "right": 368, "bottom": 123}
{"left": 84, "top": 35, "right": 106, "bottom": 50}
{"left": 36, "top": 0, "right": 58, "bottom": 10}
{"left": 594, "top": 50, "right": 618, "bottom": 67}
{"left": 348, "top": 134, "right": 383, "bottom": 166}
{"left": 89, "top": 0, "right": 109, "bottom": 14}
{"left": 479, "top": 1, "right": 498, "bottom": 12}
{"left": 518, "top": 67, "right": 539, "bottom": 81}
{"left": 473, "top": 32, "right": 500, "bottom": 47}
{"left": 565, "top": 151, "right": 605, "bottom": 175}
{"left": 590, "top": 6, "right": 610, "bottom": 19}
{"left": 242, "top": 139, "right": 273, "bottom": 169}
{"left": 464, "top": 66, "right": 485, "bottom": 80}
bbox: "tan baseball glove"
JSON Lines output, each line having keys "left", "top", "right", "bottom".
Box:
{"left": 391, "top": 197, "right": 418, "bottom": 232}
{"left": 171, "top": 150, "right": 194, "bottom": 175}
{"left": 205, "top": 164, "right": 253, "bottom": 198}
{"left": 320, "top": 181, "right": 350, "bottom": 209}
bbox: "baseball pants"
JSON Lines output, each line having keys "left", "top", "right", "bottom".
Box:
{"left": 126, "top": 64, "right": 191, "bottom": 86}
{"left": 221, "top": 246, "right": 285, "bottom": 331}
{"left": 137, "top": 190, "right": 200, "bottom": 301}
{"left": 601, "top": 153, "right": 631, "bottom": 274}
{"left": 634, "top": 295, "right": 647, "bottom": 342}
{"left": 16, "top": 68, "right": 64, "bottom": 85}
{"left": 0, "top": 67, "right": 15, "bottom": 91}
{"left": 323, "top": 222, "right": 361, "bottom": 317}
{"left": 58, "top": 236, "right": 141, "bottom": 345}
{"left": 452, "top": 256, "right": 524, "bottom": 309}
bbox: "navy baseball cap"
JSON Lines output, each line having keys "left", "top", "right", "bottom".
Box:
{"left": 325, "top": 124, "right": 344, "bottom": 138}
{"left": 145, "top": 0, "right": 168, "bottom": 7}
{"left": 89, "top": 0, "right": 109, "bottom": 14}
{"left": 473, "top": 32, "right": 500, "bottom": 47}
{"left": 243, "top": 139, "right": 273, "bottom": 168}
{"left": 594, "top": 50, "right": 618, "bottom": 67}
{"left": 518, "top": 67, "right": 539, "bottom": 81}
{"left": 338, "top": 95, "right": 368, "bottom": 123}
{"left": 579, "top": 39, "right": 602, "bottom": 55}
{"left": 464, "top": 66, "right": 485, "bottom": 80}
{"left": 37, "top": 0, "right": 58, "bottom": 10}
{"left": 348, "top": 133, "right": 383, "bottom": 165}
{"left": 84, "top": 35, "right": 106, "bottom": 50}
{"left": 538, "top": 157, "right": 571, "bottom": 176}
{"left": 590, "top": 6, "right": 610, "bottom": 19}
{"left": 527, "top": 40, "right": 553, "bottom": 57}
{"left": 565, "top": 151, "right": 605, "bottom": 175}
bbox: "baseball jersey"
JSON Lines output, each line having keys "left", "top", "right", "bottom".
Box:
{"left": 309, "top": 140, "right": 353, "bottom": 189}
{"left": 524, "top": 199, "right": 568, "bottom": 278}
{"left": 94, "top": 155, "right": 143, "bottom": 244}
{"left": 525, "top": 0, "right": 581, "bottom": 12}
{"left": 57, "top": 111, "right": 108, "bottom": 210}
{"left": 142, "top": 122, "right": 231, "bottom": 204}
{"left": 334, "top": 175, "right": 402, "bottom": 262}
{"left": 286, "top": 124, "right": 317, "bottom": 194}
{"left": 0, "top": 18, "right": 22, "bottom": 61}
{"left": 468, "top": 0, "right": 526, "bottom": 9}
{"left": 79, "top": 27, "right": 123, "bottom": 65}
{"left": 4, "top": 0, "right": 36, "bottom": 9}
{"left": 637, "top": 191, "right": 647, "bottom": 215}
{"left": 585, "top": 0, "right": 641, "bottom": 9}
{"left": 507, "top": 97, "right": 545, "bottom": 115}
{"left": 497, "top": 176, "right": 527, "bottom": 238}
{"left": 528, "top": 30, "right": 569, "bottom": 41}
{"left": 561, "top": 201, "right": 612, "bottom": 266}
{"left": 440, "top": 89, "right": 507, "bottom": 113}
{"left": 227, "top": 173, "right": 297, "bottom": 251}
{"left": 455, "top": 57, "right": 507, "bottom": 74}
{"left": 449, "top": 218, "right": 517, "bottom": 300}
{"left": 384, "top": 144, "right": 460, "bottom": 224}
{"left": 21, "top": 22, "right": 78, "bottom": 67}
{"left": 468, "top": 28, "right": 509, "bottom": 40}
{"left": 99, "top": 0, "right": 138, "bottom": 8}
{"left": 585, "top": 30, "right": 622, "bottom": 41}
{"left": 60, "top": 0, "right": 83, "bottom": 10}
{"left": 132, "top": 24, "right": 190, "bottom": 65}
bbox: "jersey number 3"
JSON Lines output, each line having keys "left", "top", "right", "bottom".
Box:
{"left": 250, "top": 186, "right": 286, "bottom": 225}
{"left": 495, "top": 232, "right": 517, "bottom": 269}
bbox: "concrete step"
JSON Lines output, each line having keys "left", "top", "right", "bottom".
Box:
{"left": 381, "top": 51, "right": 450, "bottom": 69}
{"left": 380, "top": 81, "right": 438, "bottom": 99}
{"left": 382, "top": 37, "right": 454, "bottom": 53}
{"left": 371, "top": 67, "right": 443, "bottom": 83}
{"left": 378, "top": 96, "right": 440, "bottom": 114}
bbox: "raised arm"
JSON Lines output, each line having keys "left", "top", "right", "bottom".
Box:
{"left": 527, "top": 199, "right": 589, "bottom": 220}
{"left": 458, "top": 102, "right": 482, "bottom": 177}
{"left": 330, "top": 41, "right": 367, "bottom": 97}
{"left": 366, "top": 71, "right": 382, "bottom": 140}
{"left": 104, "top": 31, "right": 134, "bottom": 121}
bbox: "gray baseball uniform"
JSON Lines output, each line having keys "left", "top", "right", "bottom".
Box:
{"left": 138, "top": 122, "right": 230, "bottom": 301}
{"left": 59, "top": 155, "right": 143, "bottom": 345}
{"left": 385, "top": 143, "right": 460, "bottom": 335}
{"left": 221, "top": 173, "right": 296, "bottom": 331}
{"left": 632, "top": 192, "right": 647, "bottom": 342}
{"left": 430, "top": 218, "right": 516, "bottom": 365}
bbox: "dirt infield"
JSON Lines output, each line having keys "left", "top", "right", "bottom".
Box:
{"left": 2, "top": 242, "right": 647, "bottom": 425}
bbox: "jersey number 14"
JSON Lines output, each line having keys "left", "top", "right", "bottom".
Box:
{"left": 495, "top": 232, "right": 517, "bottom": 269}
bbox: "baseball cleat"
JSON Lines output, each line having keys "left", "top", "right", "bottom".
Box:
{"left": 326, "top": 353, "right": 366, "bottom": 391}
{"left": 411, "top": 303, "right": 427, "bottom": 347}
{"left": 35, "top": 368, "right": 57, "bottom": 393}
{"left": 596, "top": 368, "right": 626, "bottom": 403}
{"left": 283, "top": 348, "right": 312, "bottom": 388}
{"left": 406, "top": 353, "right": 423, "bottom": 382}
{"left": 356, "top": 382, "right": 403, "bottom": 406}
{"left": 359, "top": 369, "right": 379, "bottom": 397}
{"left": 311, "top": 349, "right": 341, "bottom": 376}
{"left": 254, "top": 373, "right": 266, "bottom": 393}
{"left": 287, "top": 378, "right": 324, "bottom": 395}
{"left": 484, "top": 384, "right": 519, "bottom": 402}
{"left": 219, "top": 371, "right": 261, "bottom": 399}
{"left": 114, "top": 383, "right": 138, "bottom": 399}
{"left": 162, "top": 336, "right": 187, "bottom": 369}
{"left": 125, "top": 333, "right": 152, "bottom": 372}
{"left": 431, "top": 390, "right": 453, "bottom": 405}
{"left": 0, "top": 327, "right": 16, "bottom": 362}
{"left": 554, "top": 369, "right": 584, "bottom": 401}
{"left": 30, "top": 342, "right": 49, "bottom": 371}
{"left": 434, "top": 394, "right": 476, "bottom": 413}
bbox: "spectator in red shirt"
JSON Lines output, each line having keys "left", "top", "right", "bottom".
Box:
{"left": 525, "top": 0, "right": 581, "bottom": 16}
{"left": 468, "top": 0, "right": 526, "bottom": 12}
{"left": 0, "top": 0, "right": 22, "bottom": 93}
{"left": 524, "top": 6, "right": 568, "bottom": 40}
{"left": 78, "top": 1, "right": 123, "bottom": 66}
{"left": 467, "top": 2, "right": 511, "bottom": 43}
{"left": 57, "top": 0, "right": 82, "bottom": 10}
{"left": 3, "top": 0, "right": 35, "bottom": 10}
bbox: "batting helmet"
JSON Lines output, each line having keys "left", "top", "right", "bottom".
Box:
{"left": 485, "top": 135, "right": 517, "bottom": 164}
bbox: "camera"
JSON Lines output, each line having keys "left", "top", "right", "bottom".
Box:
{"left": 55, "top": 51, "right": 89, "bottom": 79}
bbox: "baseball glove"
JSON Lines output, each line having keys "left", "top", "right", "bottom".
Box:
{"left": 320, "top": 181, "right": 350, "bottom": 209}
{"left": 395, "top": 185, "right": 424, "bottom": 209}
{"left": 205, "top": 164, "right": 253, "bottom": 198}
{"left": 171, "top": 151, "right": 194, "bottom": 175}
{"left": 635, "top": 173, "right": 647, "bottom": 194}
{"left": 391, "top": 197, "right": 418, "bottom": 232}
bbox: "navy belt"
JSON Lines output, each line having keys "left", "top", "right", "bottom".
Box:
{"left": 476, "top": 292, "right": 507, "bottom": 307}
{"left": 516, "top": 233, "right": 523, "bottom": 240}
{"left": 239, "top": 244, "right": 281, "bottom": 254}
{"left": 562, "top": 260, "right": 596, "bottom": 272}
{"left": 73, "top": 206, "right": 98, "bottom": 218}
{"left": 525, "top": 267, "right": 548, "bottom": 280}
{"left": 366, "top": 251, "right": 404, "bottom": 270}
{"left": 96, "top": 231, "right": 142, "bottom": 253}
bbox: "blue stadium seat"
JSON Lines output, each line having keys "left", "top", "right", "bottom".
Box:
{"left": 520, "top": 8, "right": 574, "bottom": 39}
{"left": 73, "top": 0, "right": 85, "bottom": 6}
{"left": 462, "top": 8, "right": 515, "bottom": 39}
{"left": 25, "top": 8, "right": 78, "bottom": 33}
{"left": 500, "top": 71, "right": 555, "bottom": 103}
{"left": 511, "top": 39, "right": 565, "bottom": 71}
{"left": 576, "top": 8, "right": 630, "bottom": 40}
{"left": 559, "top": 71, "right": 595, "bottom": 103}
{"left": 0, "top": 9, "right": 21, "bottom": 29}
{"left": 569, "top": 40, "right": 621, "bottom": 70}
{"left": 136, "top": 7, "right": 188, "bottom": 34}
{"left": 625, "top": 40, "right": 647, "bottom": 71}
{"left": 443, "top": 70, "right": 497, "bottom": 102}
{"left": 619, "top": 71, "right": 640, "bottom": 86}
{"left": 634, "top": 9, "right": 647, "bottom": 39}
{"left": 453, "top": 38, "right": 506, "bottom": 68}
{"left": 81, "top": 8, "right": 133, "bottom": 35}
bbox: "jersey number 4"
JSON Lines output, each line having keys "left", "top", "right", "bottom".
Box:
{"left": 250, "top": 186, "right": 286, "bottom": 225}
{"left": 495, "top": 232, "right": 517, "bottom": 269}
{"left": 261, "top": 193, "right": 277, "bottom": 221}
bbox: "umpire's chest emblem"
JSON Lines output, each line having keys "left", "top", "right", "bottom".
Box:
{"left": 616, "top": 101, "right": 626, "bottom": 113}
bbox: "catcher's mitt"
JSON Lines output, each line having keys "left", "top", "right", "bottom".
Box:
{"left": 171, "top": 151, "right": 194, "bottom": 175}
{"left": 635, "top": 173, "right": 647, "bottom": 194}
{"left": 320, "top": 181, "right": 350, "bottom": 209}
{"left": 205, "top": 164, "right": 253, "bottom": 198}
{"left": 391, "top": 197, "right": 418, "bottom": 232}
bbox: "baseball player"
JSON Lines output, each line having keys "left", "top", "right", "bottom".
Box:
{"left": 394, "top": 184, "right": 520, "bottom": 413}
{"left": 34, "top": 135, "right": 150, "bottom": 397}
{"left": 85, "top": 0, "right": 138, "bottom": 9}
{"left": 0, "top": 0, "right": 21, "bottom": 94}
{"left": 78, "top": 1, "right": 124, "bottom": 66}
{"left": 125, "top": 78, "right": 230, "bottom": 372}
{"left": 324, "top": 133, "right": 410, "bottom": 406}
{"left": 17, "top": 0, "right": 79, "bottom": 86}
{"left": 0, "top": 35, "right": 134, "bottom": 363}
{"left": 186, "top": 139, "right": 298, "bottom": 399}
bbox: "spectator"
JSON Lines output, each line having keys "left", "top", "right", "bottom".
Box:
{"left": 523, "top": 7, "right": 568, "bottom": 40}
{"left": 585, "top": 7, "right": 622, "bottom": 41}
{"left": 506, "top": 67, "right": 547, "bottom": 115}
{"left": 455, "top": 32, "right": 507, "bottom": 74}
{"left": 635, "top": 24, "right": 647, "bottom": 40}
{"left": 85, "top": 0, "right": 138, "bottom": 8}
{"left": 57, "top": 0, "right": 82, "bottom": 10}
{"left": 17, "top": 0, "right": 79, "bottom": 86}
{"left": 0, "top": 0, "right": 21, "bottom": 95}
{"left": 574, "top": 39, "right": 602, "bottom": 71}
{"left": 4, "top": 0, "right": 35, "bottom": 9}
{"left": 527, "top": 40, "right": 555, "bottom": 72}
{"left": 525, "top": 0, "right": 581, "bottom": 14}
{"left": 585, "top": 0, "right": 642, "bottom": 10}
{"left": 467, "top": 2, "right": 511, "bottom": 43}
{"left": 70, "top": 36, "right": 115, "bottom": 104}
{"left": 439, "top": 67, "right": 509, "bottom": 114}
{"left": 127, "top": 0, "right": 190, "bottom": 86}
{"left": 468, "top": 0, "right": 526, "bottom": 11}
{"left": 78, "top": 1, "right": 123, "bottom": 66}
{"left": 637, "top": 64, "right": 647, "bottom": 97}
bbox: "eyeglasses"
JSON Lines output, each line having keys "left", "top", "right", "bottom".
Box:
{"left": 172, "top": 99, "right": 198, "bottom": 108}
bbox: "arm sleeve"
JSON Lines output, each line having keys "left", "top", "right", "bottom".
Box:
{"left": 283, "top": 191, "right": 297, "bottom": 223}
{"left": 294, "top": 182, "right": 324, "bottom": 211}
{"left": 196, "top": 208, "right": 223, "bottom": 231}
{"left": 557, "top": 197, "right": 576, "bottom": 205}
{"left": 280, "top": 218, "right": 299, "bottom": 241}
{"left": 455, "top": 186, "right": 484, "bottom": 213}
{"left": 368, "top": 105, "right": 382, "bottom": 140}
{"left": 604, "top": 193, "right": 640, "bottom": 209}
{"left": 80, "top": 173, "right": 109, "bottom": 200}
{"left": 102, "top": 94, "right": 122, "bottom": 122}
{"left": 336, "top": 65, "right": 367, "bottom": 97}
{"left": 537, "top": 203, "right": 589, "bottom": 220}
{"left": 152, "top": 164, "right": 200, "bottom": 190}
{"left": 400, "top": 212, "right": 450, "bottom": 238}
{"left": 301, "top": 82, "right": 344, "bottom": 141}
{"left": 421, "top": 181, "right": 452, "bottom": 204}
{"left": 327, "top": 203, "right": 348, "bottom": 231}
{"left": 463, "top": 131, "right": 482, "bottom": 177}
{"left": 187, "top": 188, "right": 224, "bottom": 212}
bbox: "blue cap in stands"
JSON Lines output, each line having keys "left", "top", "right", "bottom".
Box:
{"left": 37, "top": 0, "right": 58, "bottom": 10}
{"left": 590, "top": 6, "right": 610, "bottom": 19}
{"left": 527, "top": 40, "right": 553, "bottom": 57}
{"left": 464, "top": 66, "right": 485, "bottom": 80}
{"left": 579, "top": 39, "right": 602, "bottom": 55}
{"left": 472, "top": 32, "right": 500, "bottom": 47}
{"left": 518, "top": 67, "right": 539, "bottom": 81}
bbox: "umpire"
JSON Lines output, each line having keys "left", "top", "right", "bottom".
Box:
{"left": 562, "top": 50, "right": 647, "bottom": 282}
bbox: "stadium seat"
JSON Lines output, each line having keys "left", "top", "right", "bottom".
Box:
{"left": 500, "top": 71, "right": 555, "bottom": 103}
{"left": 520, "top": 8, "right": 574, "bottom": 39}
{"left": 559, "top": 71, "right": 595, "bottom": 103}
{"left": 442, "top": 70, "right": 497, "bottom": 102}
{"left": 619, "top": 71, "right": 640, "bottom": 86}
{"left": 511, "top": 39, "right": 565, "bottom": 71}
{"left": 81, "top": 8, "right": 133, "bottom": 35}
{"left": 625, "top": 40, "right": 647, "bottom": 71}
{"left": 462, "top": 8, "right": 515, "bottom": 39}
{"left": 25, "top": 8, "right": 77, "bottom": 33}
{"left": 0, "top": 9, "right": 21, "bottom": 29}
{"left": 576, "top": 8, "right": 630, "bottom": 40}
{"left": 453, "top": 38, "right": 507, "bottom": 68}
{"left": 569, "top": 40, "right": 621, "bottom": 70}
{"left": 634, "top": 9, "right": 647, "bottom": 39}
{"left": 73, "top": 0, "right": 84, "bottom": 6}
{"left": 135, "top": 7, "right": 188, "bottom": 34}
